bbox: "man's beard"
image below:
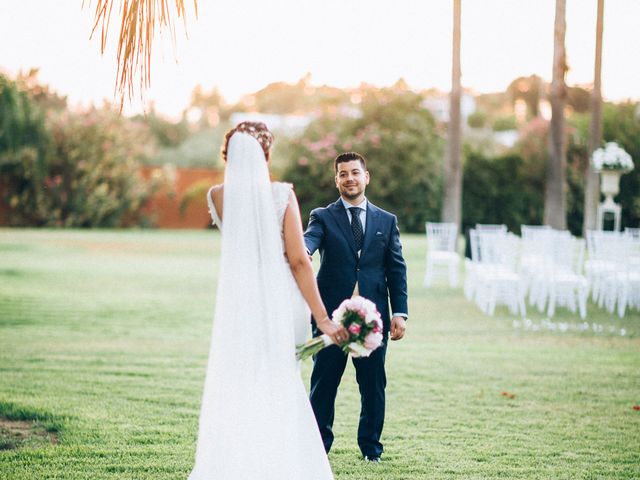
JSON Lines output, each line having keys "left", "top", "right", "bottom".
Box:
{"left": 340, "top": 186, "right": 363, "bottom": 200}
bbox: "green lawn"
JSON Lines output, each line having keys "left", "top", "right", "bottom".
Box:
{"left": 1, "top": 228, "right": 638, "bottom": 479}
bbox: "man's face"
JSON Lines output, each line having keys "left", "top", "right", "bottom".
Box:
{"left": 335, "top": 160, "right": 370, "bottom": 201}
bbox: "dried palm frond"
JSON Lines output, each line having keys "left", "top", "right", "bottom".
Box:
{"left": 85, "top": 0, "right": 198, "bottom": 110}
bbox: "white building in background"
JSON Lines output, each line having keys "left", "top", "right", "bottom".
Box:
{"left": 421, "top": 92, "right": 477, "bottom": 123}
{"left": 539, "top": 100, "right": 552, "bottom": 121}
{"left": 493, "top": 130, "right": 520, "bottom": 148}
{"left": 229, "top": 112, "right": 313, "bottom": 136}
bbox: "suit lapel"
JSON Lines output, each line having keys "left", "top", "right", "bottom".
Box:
{"left": 361, "top": 202, "right": 380, "bottom": 254}
{"left": 328, "top": 199, "right": 357, "bottom": 257}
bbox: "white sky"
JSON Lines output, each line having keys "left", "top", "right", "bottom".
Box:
{"left": 1, "top": 0, "right": 638, "bottom": 118}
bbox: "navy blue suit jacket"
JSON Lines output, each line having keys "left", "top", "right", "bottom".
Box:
{"left": 304, "top": 199, "right": 408, "bottom": 334}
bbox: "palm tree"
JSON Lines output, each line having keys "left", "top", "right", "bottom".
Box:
{"left": 87, "top": 0, "right": 198, "bottom": 108}
{"left": 583, "top": 0, "right": 605, "bottom": 234}
{"left": 544, "top": 0, "right": 568, "bottom": 229}
{"left": 442, "top": 0, "right": 462, "bottom": 231}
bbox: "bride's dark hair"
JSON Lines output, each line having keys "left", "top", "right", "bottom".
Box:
{"left": 221, "top": 121, "right": 274, "bottom": 162}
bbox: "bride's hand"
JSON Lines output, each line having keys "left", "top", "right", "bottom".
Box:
{"left": 317, "top": 317, "right": 349, "bottom": 345}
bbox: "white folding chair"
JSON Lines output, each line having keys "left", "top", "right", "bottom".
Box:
{"left": 476, "top": 223, "right": 508, "bottom": 234}
{"left": 424, "top": 222, "right": 460, "bottom": 287}
{"left": 595, "top": 233, "right": 635, "bottom": 317}
{"left": 468, "top": 229, "right": 526, "bottom": 317}
{"left": 587, "top": 231, "right": 630, "bottom": 313}
{"left": 545, "top": 235, "right": 589, "bottom": 319}
{"left": 526, "top": 229, "right": 571, "bottom": 311}
{"left": 521, "top": 225, "right": 552, "bottom": 238}
{"left": 624, "top": 227, "right": 640, "bottom": 239}
{"left": 520, "top": 225, "right": 553, "bottom": 298}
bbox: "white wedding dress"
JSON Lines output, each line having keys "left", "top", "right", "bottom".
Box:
{"left": 188, "top": 132, "right": 333, "bottom": 480}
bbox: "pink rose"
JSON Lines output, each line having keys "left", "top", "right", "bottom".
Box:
{"left": 364, "top": 332, "right": 383, "bottom": 350}
{"left": 348, "top": 323, "right": 362, "bottom": 335}
{"left": 341, "top": 298, "right": 354, "bottom": 310}
{"left": 373, "top": 324, "right": 382, "bottom": 334}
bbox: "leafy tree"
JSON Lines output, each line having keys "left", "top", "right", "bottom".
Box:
{"left": 241, "top": 75, "right": 350, "bottom": 115}
{"left": 507, "top": 75, "right": 543, "bottom": 118}
{"left": 463, "top": 115, "right": 588, "bottom": 237}
{"left": 600, "top": 102, "right": 640, "bottom": 227}
{"left": 148, "top": 124, "right": 229, "bottom": 168}
{"left": 41, "top": 107, "right": 163, "bottom": 227}
{"left": 17, "top": 69, "right": 68, "bottom": 112}
{"left": 188, "top": 85, "right": 231, "bottom": 128}
{"left": 567, "top": 86, "right": 591, "bottom": 114}
{"left": 463, "top": 151, "right": 542, "bottom": 234}
{"left": 0, "top": 73, "right": 51, "bottom": 224}
{"left": 492, "top": 115, "right": 518, "bottom": 132}
{"left": 1, "top": 73, "right": 164, "bottom": 227}
{"left": 132, "top": 108, "right": 189, "bottom": 148}
{"left": 467, "top": 110, "right": 487, "bottom": 129}
{"left": 573, "top": 102, "right": 640, "bottom": 228}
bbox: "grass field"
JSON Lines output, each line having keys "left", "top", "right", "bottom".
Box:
{"left": 1, "top": 228, "right": 639, "bottom": 479}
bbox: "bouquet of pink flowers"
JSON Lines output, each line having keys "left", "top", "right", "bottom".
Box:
{"left": 296, "top": 296, "right": 384, "bottom": 360}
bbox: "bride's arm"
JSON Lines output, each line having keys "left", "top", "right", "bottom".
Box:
{"left": 283, "top": 190, "right": 347, "bottom": 344}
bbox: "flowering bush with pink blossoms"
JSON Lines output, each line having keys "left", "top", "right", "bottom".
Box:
{"left": 296, "top": 296, "right": 384, "bottom": 360}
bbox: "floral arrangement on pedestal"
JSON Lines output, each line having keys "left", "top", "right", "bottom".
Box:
{"left": 591, "top": 142, "right": 634, "bottom": 172}
{"left": 592, "top": 143, "right": 635, "bottom": 218}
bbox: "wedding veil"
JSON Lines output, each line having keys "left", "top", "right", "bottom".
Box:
{"left": 189, "top": 131, "right": 301, "bottom": 478}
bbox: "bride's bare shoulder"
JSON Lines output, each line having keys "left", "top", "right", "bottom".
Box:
{"left": 210, "top": 183, "right": 224, "bottom": 200}
{"left": 209, "top": 184, "right": 224, "bottom": 219}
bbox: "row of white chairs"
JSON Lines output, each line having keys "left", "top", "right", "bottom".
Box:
{"left": 424, "top": 222, "right": 640, "bottom": 319}
{"left": 521, "top": 227, "right": 588, "bottom": 319}
{"left": 586, "top": 229, "right": 640, "bottom": 317}
{"left": 466, "top": 228, "right": 526, "bottom": 317}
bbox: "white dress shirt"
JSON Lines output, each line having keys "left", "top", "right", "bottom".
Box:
{"left": 341, "top": 197, "right": 367, "bottom": 234}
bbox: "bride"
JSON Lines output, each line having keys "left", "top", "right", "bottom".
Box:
{"left": 188, "top": 122, "right": 348, "bottom": 479}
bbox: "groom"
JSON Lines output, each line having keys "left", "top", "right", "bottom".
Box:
{"left": 304, "top": 151, "right": 408, "bottom": 462}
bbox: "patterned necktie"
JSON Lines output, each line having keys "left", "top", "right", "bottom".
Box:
{"left": 349, "top": 207, "right": 364, "bottom": 251}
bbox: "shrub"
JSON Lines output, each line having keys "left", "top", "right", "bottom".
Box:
{"left": 467, "top": 110, "right": 487, "bottom": 129}
{"left": 0, "top": 75, "right": 165, "bottom": 227}
{"left": 600, "top": 102, "right": 640, "bottom": 228}
{"left": 41, "top": 107, "right": 163, "bottom": 227}
{"left": 462, "top": 149, "right": 544, "bottom": 235}
{"left": 492, "top": 115, "right": 518, "bottom": 132}
{"left": 0, "top": 74, "right": 51, "bottom": 224}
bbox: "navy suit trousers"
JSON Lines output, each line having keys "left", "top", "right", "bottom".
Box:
{"left": 309, "top": 332, "right": 388, "bottom": 457}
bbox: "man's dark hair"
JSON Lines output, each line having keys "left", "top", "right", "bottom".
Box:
{"left": 334, "top": 152, "right": 366, "bottom": 173}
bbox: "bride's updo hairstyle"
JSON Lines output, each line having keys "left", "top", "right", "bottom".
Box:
{"left": 221, "top": 121, "right": 274, "bottom": 162}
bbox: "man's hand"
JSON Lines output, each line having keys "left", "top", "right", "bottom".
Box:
{"left": 390, "top": 316, "right": 406, "bottom": 341}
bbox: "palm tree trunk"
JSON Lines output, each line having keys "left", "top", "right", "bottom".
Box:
{"left": 584, "top": 0, "right": 605, "bottom": 234}
{"left": 442, "top": 0, "right": 462, "bottom": 230}
{"left": 544, "top": 0, "right": 568, "bottom": 229}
